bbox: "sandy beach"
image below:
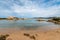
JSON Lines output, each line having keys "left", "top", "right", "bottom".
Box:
{"left": 0, "top": 28, "right": 60, "bottom": 40}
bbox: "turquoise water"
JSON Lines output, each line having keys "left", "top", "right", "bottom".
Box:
{"left": 0, "top": 19, "right": 60, "bottom": 30}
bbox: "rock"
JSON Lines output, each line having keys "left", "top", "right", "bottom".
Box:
{"left": 0, "top": 34, "right": 9, "bottom": 40}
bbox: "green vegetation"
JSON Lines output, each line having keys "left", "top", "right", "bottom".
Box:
{"left": 47, "top": 17, "right": 60, "bottom": 24}
{"left": 0, "top": 18, "right": 7, "bottom": 20}
{"left": 52, "top": 17, "right": 60, "bottom": 22}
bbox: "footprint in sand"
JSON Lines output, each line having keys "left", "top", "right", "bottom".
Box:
{"left": 7, "top": 38, "right": 12, "bottom": 40}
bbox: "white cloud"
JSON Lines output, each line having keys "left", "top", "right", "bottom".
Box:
{"left": 0, "top": 0, "right": 60, "bottom": 17}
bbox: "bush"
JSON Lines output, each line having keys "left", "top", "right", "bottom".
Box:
{"left": 52, "top": 17, "right": 60, "bottom": 21}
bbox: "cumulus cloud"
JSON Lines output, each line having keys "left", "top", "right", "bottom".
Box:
{"left": 0, "top": 0, "right": 60, "bottom": 17}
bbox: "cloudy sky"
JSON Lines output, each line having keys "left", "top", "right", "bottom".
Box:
{"left": 0, "top": 0, "right": 60, "bottom": 18}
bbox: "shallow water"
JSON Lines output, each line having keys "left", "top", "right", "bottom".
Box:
{"left": 0, "top": 19, "right": 60, "bottom": 30}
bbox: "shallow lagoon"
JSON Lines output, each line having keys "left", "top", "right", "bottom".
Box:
{"left": 0, "top": 19, "right": 60, "bottom": 30}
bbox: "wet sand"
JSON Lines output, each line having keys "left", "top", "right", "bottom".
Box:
{"left": 0, "top": 28, "right": 60, "bottom": 40}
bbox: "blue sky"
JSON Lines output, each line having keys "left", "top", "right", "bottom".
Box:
{"left": 0, "top": 0, "right": 60, "bottom": 18}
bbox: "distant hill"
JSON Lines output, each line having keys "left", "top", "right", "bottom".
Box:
{"left": 0, "top": 18, "right": 7, "bottom": 20}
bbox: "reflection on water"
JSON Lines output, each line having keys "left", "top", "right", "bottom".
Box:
{"left": 0, "top": 19, "right": 60, "bottom": 30}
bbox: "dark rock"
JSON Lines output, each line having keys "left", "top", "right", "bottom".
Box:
{"left": 24, "top": 33, "right": 30, "bottom": 37}
{"left": 0, "top": 34, "right": 9, "bottom": 40}
{"left": 30, "top": 35, "right": 36, "bottom": 40}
